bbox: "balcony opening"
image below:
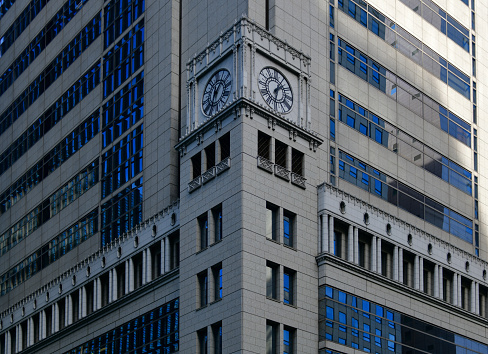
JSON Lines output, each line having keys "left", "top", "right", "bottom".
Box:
{"left": 291, "top": 148, "right": 303, "bottom": 176}
{"left": 275, "top": 140, "right": 287, "bottom": 169}
{"left": 100, "top": 272, "right": 110, "bottom": 307}
{"left": 45, "top": 305, "right": 53, "bottom": 337}
{"left": 133, "top": 252, "right": 143, "bottom": 290}
{"left": 191, "top": 153, "right": 201, "bottom": 179}
{"left": 402, "top": 250, "right": 416, "bottom": 287}
{"left": 258, "top": 131, "right": 271, "bottom": 160}
{"left": 85, "top": 281, "right": 94, "bottom": 315}
{"left": 72, "top": 291, "right": 79, "bottom": 322}
{"left": 150, "top": 242, "right": 162, "bottom": 278}
{"left": 116, "top": 264, "right": 126, "bottom": 299}
{"left": 220, "top": 132, "right": 230, "bottom": 160}
{"left": 205, "top": 143, "right": 215, "bottom": 170}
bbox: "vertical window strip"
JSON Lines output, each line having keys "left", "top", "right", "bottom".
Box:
{"left": 101, "top": 177, "right": 143, "bottom": 246}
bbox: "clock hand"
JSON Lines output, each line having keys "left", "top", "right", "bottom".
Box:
{"left": 273, "top": 84, "right": 283, "bottom": 98}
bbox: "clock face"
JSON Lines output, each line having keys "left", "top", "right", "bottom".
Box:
{"left": 258, "top": 67, "right": 293, "bottom": 113}
{"left": 202, "top": 69, "right": 232, "bottom": 117}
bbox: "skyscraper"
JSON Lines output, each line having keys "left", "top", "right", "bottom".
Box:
{"left": 0, "top": 0, "right": 487, "bottom": 353}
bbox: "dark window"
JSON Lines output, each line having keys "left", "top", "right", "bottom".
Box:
{"left": 266, "top": 261, "right": 279, "bottom": 299}
{"left": 291, "top": 149, "right": 303, "bottom": 176}
{"left": 266, "top": 320, "right": 278, "bottom": 354}
{"left": 283, "top": 326, "right": 295, "bottom": 354}
{"left": 275, "top": 140, "right": 287, "bottom": 168}
{"left": 198, "top": 271, "right": 208, "bottom": 307}
{"left": 198, "top": 212, "right": 208, "bottom": 250}
{"left": 198, "top": 327, "right": 208, "bottom": 354}
{"left": 219, "top": 133, "right": 230, "bottom": 160}
{"left": 205, "top": 143, "right": 215, "bottom": 170}
{"left": 258, "top": 131, "right": 271, "bottom": 159}
{"left": 266, "top": 202, "right": 279, "bottom": 241}
{"left": 284, "top": 268, "right": 296, "bottom": 305}
{"left": 212, "top": 204, "right": 223, "bottom": 243}
{"left": 213, "top": 263, "right": 223, "bottom": 300}
{"left": 192, "top": 153, "right": 202, "bottom": 179}
{"left": 283, "top": 210, "right": 295, "bottom": 248}
{"left": 212, "top": 322, "right": 222, "bottom": 354}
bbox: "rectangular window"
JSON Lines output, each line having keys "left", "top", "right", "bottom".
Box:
{"left": 258, "top": 131, "right": 271, "bottom": 160}
{"left": 334, "top": 231, "right": 342, "bottom": 258}
{"left": 198, "top": 327, "right": 208, "bottom": 354}
{"left": 291, "top": 148, "right": 304, "bottom": 176}
{"left": 198, "top": 271, "right": 208, "bottom": 308}
{"left": 266, "top": 320, "right": 278, "bottom": 354}
{"left": 284, "top": 210, "right": 296, "bottom": 248}
{"left": 212, "top": 204, "right": 223, "bottom": 243}
{"left": 275, "top": 140, "right": 287, "bottom": 169}
{"left": 212, "top": 322, "right": 222, "bottom": 354}
{"left": 205, "top": 143, "right": 215, "bottom": 171}
{"left": 283, "top": 326, "right": 295, "bottom": 354}
{"left": 212, "top": 263, "right": 223, "bottom": 300}
{"left": 284, "top": 268, "right": 296, "bottom": 305}
{"left": 266, "top": 202, "right": 279, "bottom": 241}
{"left": 192, "top": 153, "right": 201, "bottom": 179}
{"left": 266, "top": 261, "right": 279, "bottom": 300}
{"left": 199, "top": 212, "right": 208, "bottom": 250}
{"left": 219, "top": 132, "right": 230, "bottom": 160}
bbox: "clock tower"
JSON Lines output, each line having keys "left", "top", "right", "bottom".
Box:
{"left": 176, "top": 16, "right": 323, "bottom": 352}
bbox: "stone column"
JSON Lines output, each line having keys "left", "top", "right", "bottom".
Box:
{"left": 40, "top": 310, "right": 46, "bottom": 340}
{"left": 79, "top": 288, "right": 83, "bottom": 319}
{"left": 27, "top": 318, "right": 33, "bottom": 347}
{"left": 353, "top": 227, "right": 359, "bottom": 265}
{"left": 17, "top": 324, "right": 22, "bottom": 352}
{"left": 376, "top": 239, "right": 382, "bottom": 274}
{"left": 470, "top": 281, "right": 476, "bottom": 313}
{"left": 125, "top": 260, "right": 130, "bottom": 294}
{"left": 414, "top": 256, "right": 420, "bottom": 290}
{"left": 328, "top": 216, "right": 334, "bottom": 254}
{"left": 109, "top": 269, "right": 113, "bottom": 303}
{"left": 434, "top": 265, "right": 439, "bottom": 298}
{"left": 64, "top": 295, "right": 70, "bottom": 327}
{"left": 161, "top": 239, "right": 165, "bottom": 274}
{"left": 398, "top": 248, "right": 403, "bottom": 284}
{"left": 146, "top": 248, "right": 152, "bottom": 282}
{"left": 475, "top": 282, "right": 480, "bottom": 315}
{"left": 393, "top": 246, "right": 398, "bottom": 281}
{"left": 129, "top": 258, "right": 135, "bottom": 292}
{"left": 5, "top": 330, "right": 11, "bottom": 354}
{"left": 142, "top": 249, "right": 147, "bottom": 285}
{"left": 371, "top": 236, "right": 377, "bottom": 272}
{"left": 320, "top": 214, "right": 328, "bottom": 253}
{"left": 347, "top": 225, "right": 353, "bottom": 262}
{"left": 53, "top": 303, "right": 59, "bottom": 333}
{"left": 419, "top": 257, "right": 424, "bottom": 292}
{"left": 458, "top": 274, "right": 462, "bottom": 307}
{"left": 165, "top": 237, "right": 171, "bottom": 272}
{"left": 453, "top": 273, "right": 458, "bottom": 306}
{"left": 112, "top": 268, "right": 118, "bottom": 302}
{"left": 439, "top": 266, "right": 444, "bottom": 300}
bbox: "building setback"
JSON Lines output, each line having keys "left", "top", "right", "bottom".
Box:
{"left": 0, "top": 0, "right": 487, "bottom": 353}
